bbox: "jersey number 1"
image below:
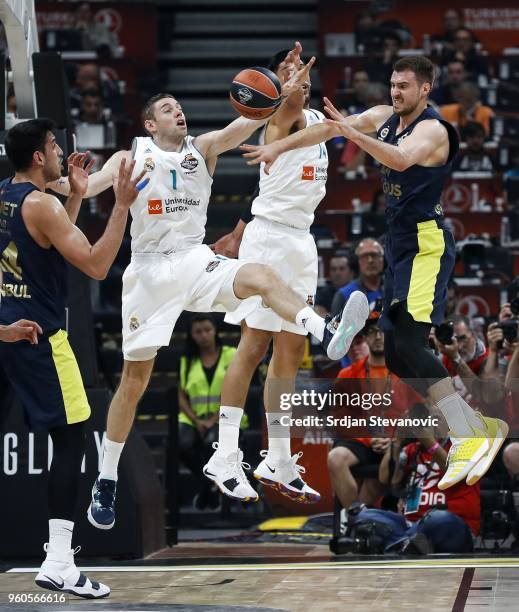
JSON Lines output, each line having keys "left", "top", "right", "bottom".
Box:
{"left": 170, "top": 169, "right": 177, "bottom": 190}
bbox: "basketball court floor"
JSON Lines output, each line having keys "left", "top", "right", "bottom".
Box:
{"left": 2, "top": 542, "right": 519, "bottom": 611}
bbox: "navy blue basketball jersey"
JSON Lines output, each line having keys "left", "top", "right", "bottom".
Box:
{"left": 376, "top": 105, "right": 459, "bottom": 230}
{"left": 0, "top": 178, "right": 67, "bottom": 332}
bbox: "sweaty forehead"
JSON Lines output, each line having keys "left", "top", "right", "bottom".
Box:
{"left": 390, "top": 70, "right": 417, "bottom": 85}
{"left": 156, "top": 97, "right": 179, "bottom": 110}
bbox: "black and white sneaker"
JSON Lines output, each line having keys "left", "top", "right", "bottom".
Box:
{"left": 323, "top": 291, "right": 370, "bottom": 360}
{"left": 253, "top": 450, "right": 320, "bottom": 503}
{"left": 203, "top": 442, "right": 259, "bottom": 502}
{"left": 35, "top": 544, "right": 110, "bottom": 599}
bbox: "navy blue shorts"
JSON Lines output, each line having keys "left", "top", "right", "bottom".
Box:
{"left": 0, "top": 329, "right": 91, "bottom": 429}
{"left": 380, "top": 220, "right": 456, "bottom": 331}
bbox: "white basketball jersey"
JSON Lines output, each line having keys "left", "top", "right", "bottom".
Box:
{"left": 251, "top": 109, "right": 328, "bottom": 230}
{"left": 130, "top": 136, "right": 212, "bottom": 253}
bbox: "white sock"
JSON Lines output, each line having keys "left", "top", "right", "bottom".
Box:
{"left": 100, "top": 438, "right": 125, "bottom": 481}
{"left": 217, "top": 406, "right": 243, "bottom": 455}
{"left": 436, "top": 393, "right": 473, "bottom": 436}
{"left": 47, "top": 519, "right": 74, "bottom": 561}
{"left": 266, "top": 412, "right": 292, "bottom": 462}
{"left": 457, "top": 395, "right": 485, "bottom": 430}
{"left": 296, "top": 306, "right": 325, "bottom": 341}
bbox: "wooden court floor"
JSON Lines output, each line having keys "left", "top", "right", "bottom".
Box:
{"left": 2, "top": 544, "right": 519, "bottom": 611}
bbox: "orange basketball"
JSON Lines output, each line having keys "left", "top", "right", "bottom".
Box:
{"left": 229, "top": 67, "right": 282, "bottom": 120}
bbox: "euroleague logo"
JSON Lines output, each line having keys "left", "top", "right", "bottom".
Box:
{"left": 237, "top": 88, "right": 253, "bottom": 105}
{"left": 180, "top": 153, "right": 198, "bottom": 172}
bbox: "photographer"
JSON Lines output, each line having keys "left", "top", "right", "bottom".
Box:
{"left": 435, "top": 314, "right": 490, "bottom": 405}
{"left": 378, "top": 404, "right": 480, "bottom": 552}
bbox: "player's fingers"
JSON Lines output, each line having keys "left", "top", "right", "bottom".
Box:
{"left": 132, "top": 169, "right": 147, "bottom": 188}
{"left": 85, "top": 157, "right": 96, "bottom": 173}
{"left": 303, "top": 57, "right": 316, "bottom": 74}
{"left": 264, "top": 162, "right": 272, "bottom": 175}
{"left": 81, "top": 151, "right": 92, "bottom": 167}
{"left": 324, "top": 118, "right": 342, "bottom": 128}
{"left": 239, "top": 144, "right": 257, "bottom": 151}
{"left": 241, "top": 150, "right": 260, "bottom": 159}
{"left": 246, "top": 157, "right": 262, "bottom": 165}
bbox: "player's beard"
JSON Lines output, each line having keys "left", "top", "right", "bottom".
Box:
{"left": 393, "top": 94, "right": 421, "bottom": 117}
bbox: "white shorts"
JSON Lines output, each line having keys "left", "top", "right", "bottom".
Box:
{"left": 225, "top": 216, "right": 318, "bottom": 335}
{"left": 122, "top": 244, "right": 247, "bottom": 361}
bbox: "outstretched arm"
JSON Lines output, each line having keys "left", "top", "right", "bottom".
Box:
{"left": 241, "top": 99, "right": 392, "bottom": 173}
{"left": 325, "top": 115, "right": 447, "bottom": 171}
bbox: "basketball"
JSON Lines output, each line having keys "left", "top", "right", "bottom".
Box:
{"left": 229, "top": 67, "right": 282, "bottom": 120}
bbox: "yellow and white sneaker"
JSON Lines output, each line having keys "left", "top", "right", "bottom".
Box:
{"left": 466, "top": 416, "right": 509, "bottom": 486}
{"left": 437, "top": 429, "right": 489, "bottom": 490}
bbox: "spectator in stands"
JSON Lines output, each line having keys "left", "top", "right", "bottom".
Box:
{"left": 440, "top": 81, "right": 494, "bottom": 136}
{"left": 431, "top": 9, "right": 463, "bottom": 55}
{"left": 79, "top": 89, "right": 105, "bottom": 124}
{"left": 75, "top": 3, "right": 118, "bottom": 53}
{"left": 331, "top": 238, "right": 384, "bottom": 318}
{"left": 70, "top": 63, "right": 121, "bottom": 115}
{"left": 339, "top": 83, "right": 390, "bottom": 172}
{"left": 453, "top": 122, "right": 495, "bottom": 173}
{"left": 430, "top": 60, "right": 466, "bottom": 106}
{"left": 178, "top": 314, "right": 243, "bottom": 510}
{"left": 337, "top": 69, "right": 370, "bottom": 115}
{"left": 435, "top": 314, "right": 497, "bottom": 407}
{"left": 366, "top": 32, "right": 402, "bottom": 85}
{"left": 328, "top": 313, "right": 420, "bottom": 516}
{"left": 379, "top": 404, "right": 480, "bottom": 550}
{"left": 354, "top": 10, "right": 377, "bottom": 53}
{"left": 444, "top": 278, "right": 461, "bottom": 317}
{"left": 315, "top": 254, "right": 353, "bottom": 317}
{"left": 441, "top": 27, "right": 489, "bottom": 79}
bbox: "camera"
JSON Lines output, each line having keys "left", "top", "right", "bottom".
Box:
{"left": 435, "top": 321, "right": 454, "bottom": 345}
{"left": 498, "top": 319, "right": 519, "bottom": 343}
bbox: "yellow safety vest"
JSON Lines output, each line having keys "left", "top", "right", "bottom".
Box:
{"left": 178, "top": 345, "right": 248, "bottom": 429}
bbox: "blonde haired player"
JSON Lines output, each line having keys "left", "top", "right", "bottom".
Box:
{"left": 48, "top": 43, "right": 368, "bottom": 524}
{"left": 207, "top": 46, "right": 369, "bottom": 503}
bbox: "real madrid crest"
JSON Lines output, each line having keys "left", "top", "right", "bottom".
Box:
{"left": 129, "top": 316, "right": 140, "bottom": 331}
{"left": 144, "top": 157, "right": 155, "bottom": 172}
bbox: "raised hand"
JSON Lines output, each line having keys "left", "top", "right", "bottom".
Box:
{"left": 281, "top": 41, "right": 315, "bottom": 98}
{"left": 114, "top": 159, "right": 147, "bottom": 209}
{"left": 323, "top": 96, "right": 347, "bottom": 122}
{"left": 0, "top": 319, "right": 42, "bottom": 344}
{"left": 68, "top": 151, "right": 95, "bottom": 197}
{"left": 240, "top": 141, "right": 282, "bottom": 175}
{"left": 323, "top": 96, "right": 356, "bottom": 139}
